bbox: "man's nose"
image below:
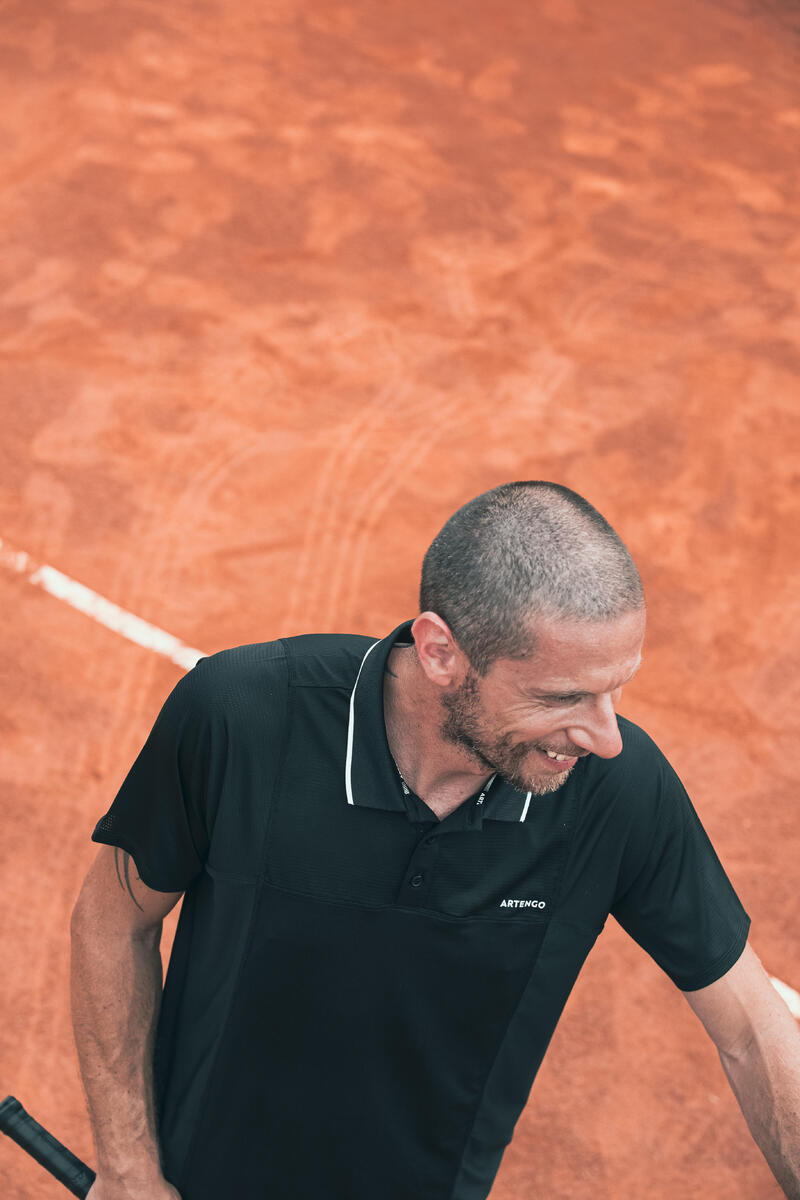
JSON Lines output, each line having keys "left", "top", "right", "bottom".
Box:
{"left": 566, "top": 692, "right": 623, "bottom": 759}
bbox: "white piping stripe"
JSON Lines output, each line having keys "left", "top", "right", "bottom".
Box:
{"left": 344, "top": 639, "right": 381, "bottom": 806}
{"left": 520, "top": 792, "right": 532, "bottom": 821}
{"left": 1, "top": 536, "right": 206, "bottom": 671}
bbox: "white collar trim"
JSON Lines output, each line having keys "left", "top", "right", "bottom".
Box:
{"left": 345, "top": 639, "right": 380, "bottom": 806}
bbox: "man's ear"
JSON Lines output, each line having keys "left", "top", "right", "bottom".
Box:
{"left": 411, "top": 613, "right": 466, "bottom": 688}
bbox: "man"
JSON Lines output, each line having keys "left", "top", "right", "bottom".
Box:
{"left": 70, "top": 480, "right": 800, "bottom": 1199}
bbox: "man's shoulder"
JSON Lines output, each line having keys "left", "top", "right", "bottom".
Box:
{"left": 284, "top": 631, "right": 379, "bottom": 688}
{"left": 616, "top": 713, "right": 662, "bottom": 760}
{"left": 580, "top": 714, "right": 672, "bottom": 795}
{"left": 192, "top": 632, "right": 377, "bottom": 694}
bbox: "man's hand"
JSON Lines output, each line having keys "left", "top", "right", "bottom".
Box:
{"left": 87, "top": 1175, "right": 182, "bottom": 1199}
{"left": 682, "top": 940, "right": 800, "bottom": 1198}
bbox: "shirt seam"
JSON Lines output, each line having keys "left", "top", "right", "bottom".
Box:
{"left": 446, "top": 917, "right": 560, "bottom": 1199}
{"left": 175, "top": 648, "right": 291, "bottom": 1190}
{"left": 289, "top": 681, "right": 356, "bottom": 689}
{"left": 203, "top": 863, "right": 258, "bottom": 885}
{"left": 611, "top": 790, "right": 664, "bottom": 906}
{"left": 256, "top": 880, "right": 554, "bottom": 925}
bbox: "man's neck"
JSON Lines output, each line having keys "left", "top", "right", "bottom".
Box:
{"left": 383, "top": 645, "right": 493, "bottom": 804}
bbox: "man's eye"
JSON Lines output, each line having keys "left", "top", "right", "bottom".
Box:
{"left": 550, "top": 695, "right": 580, "bottom": 705}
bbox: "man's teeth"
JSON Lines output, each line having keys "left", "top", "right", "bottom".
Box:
{"left": 545, "top": 750, "right": 571, "bottom": 762}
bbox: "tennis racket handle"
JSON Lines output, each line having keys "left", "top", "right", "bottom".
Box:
{"left": 0, "top": 1095, "right": 96, "bottom": 1198}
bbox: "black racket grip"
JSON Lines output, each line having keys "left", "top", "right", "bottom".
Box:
{"left": 0, "top": 1095, "right": 96, "bottom": 1198}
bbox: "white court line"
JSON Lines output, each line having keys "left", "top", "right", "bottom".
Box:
{"left": 770, "top": 976, "right": 800, "bottom": 1019}
{"left": 0, "top": 536, "right": 205, "bottom": 671}
{"left": 1, "top": 533, "right": 799, "bottom": 1018}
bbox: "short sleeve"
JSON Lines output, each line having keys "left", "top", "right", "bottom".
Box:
{"left": 91, "top": 657, "right": 225, "bottom": 892}
{"left": 610, "top": 744, "right": 750, "bottom": 992}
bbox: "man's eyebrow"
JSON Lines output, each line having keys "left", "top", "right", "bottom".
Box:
{"left": 529, "top": 658, "right": 644, "bottom": 698}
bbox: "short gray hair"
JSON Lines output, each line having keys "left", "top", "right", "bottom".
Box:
{"left": 419, "top": 481, "right": 644, "bottom": 674}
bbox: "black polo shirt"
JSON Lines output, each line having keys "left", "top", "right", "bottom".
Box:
{"left": 91, "top": 621, "right": 750, "bottom": 1200}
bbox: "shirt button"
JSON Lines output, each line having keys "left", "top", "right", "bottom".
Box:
{"left": 423, "top": 836, "right": 436, "bottom": 845}
{"left": 410, "top": 874, "right": 424, "bottom": 887}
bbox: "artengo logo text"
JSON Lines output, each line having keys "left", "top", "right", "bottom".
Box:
{"left": 500, "top": 899, "right": 546, "bottom": 909}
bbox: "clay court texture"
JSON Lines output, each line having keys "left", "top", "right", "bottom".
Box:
{"left": 1, "top": 0, "right": 799, "bottom": 1195}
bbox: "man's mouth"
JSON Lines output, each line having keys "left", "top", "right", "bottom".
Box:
{"left": 531, "top": 746, "right": 579, "bottom": 770}
{"left": 544, "top": 749, "right": 573, "bottom": 763}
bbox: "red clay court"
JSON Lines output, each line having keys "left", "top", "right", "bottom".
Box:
{"left": 1, "top": 0, "right": 799, "bottom": 1196}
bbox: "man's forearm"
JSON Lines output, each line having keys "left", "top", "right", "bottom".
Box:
{"left": 69, "top": 915, "right": 167, "bottom": 1185}
{"left": 719, "top": 1005, "right": 800, "bottom": 1198}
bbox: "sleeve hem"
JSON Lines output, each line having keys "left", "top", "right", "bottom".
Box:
{"left": 90, "top": 830, "right": 191, "bottom": 894}
{"left": 672, "top": 913, "right": 751, "bottom": 992}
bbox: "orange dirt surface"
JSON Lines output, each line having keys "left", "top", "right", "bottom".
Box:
{"left": 1, "top": 0, "right": 799, "bottom": 1196}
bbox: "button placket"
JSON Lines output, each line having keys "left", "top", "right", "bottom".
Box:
{"left": 402, "top": 832, "right": 441, "bottom": 897}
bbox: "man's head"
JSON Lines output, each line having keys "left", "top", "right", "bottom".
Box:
{"left": 413, "top": 482, "right": 646, "bottom": 793}
{"left": 420, "top": 481, "right": 644, "bottom": 675}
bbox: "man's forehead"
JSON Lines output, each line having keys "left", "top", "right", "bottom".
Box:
{"left": 493, "top": 611, "right": 646, "bottom": 689}
{"left": 530, "top": 607, "right": 643, "bottom": 648}
{"left": 499, "top": 651, "right": 643, "bottom": 692}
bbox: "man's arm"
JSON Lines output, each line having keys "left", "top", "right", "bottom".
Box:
{"left": 70, "top": 846, "right": 183, "bottom": 1197}
{"left": 682, "top": 940, "right": 800, "bottom": 1198}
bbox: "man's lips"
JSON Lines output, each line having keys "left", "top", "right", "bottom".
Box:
{"left": 531, "top": 745, "right": 586, "bottom": 770}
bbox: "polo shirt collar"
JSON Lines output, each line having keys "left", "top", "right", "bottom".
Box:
{"left": 345, "top": 620, "right": 534, "bottom": 825}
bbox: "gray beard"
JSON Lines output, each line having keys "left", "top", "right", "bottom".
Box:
{"left": 440, "top": 672, "right": 573, "bottom": 795}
